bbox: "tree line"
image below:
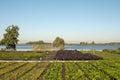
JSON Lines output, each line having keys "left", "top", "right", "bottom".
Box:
{"left": 0, "top": 25, "right": 65, "bottom": 50}
{"left": 80, "top": 41, "right": 95, "bottom": 45}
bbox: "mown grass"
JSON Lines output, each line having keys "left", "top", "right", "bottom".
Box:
{"left": 82, "top": 50, "right": 120, "bottom": 60}
{"left": 0, "top": 51, "right": 46, "bottom": 60}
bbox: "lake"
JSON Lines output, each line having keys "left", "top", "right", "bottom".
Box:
{"left": 0, "top": 45, "right": 120, "bottom": 51}
{"left": 0, "top": 45, "right": 32, "bottom": 51}
{"left": 65, "top": 45, "right": 120, "bottom": 51}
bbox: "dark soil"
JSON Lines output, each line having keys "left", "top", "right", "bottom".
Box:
{"left": 54, "top": 50, "right": 102, "bottom": 60}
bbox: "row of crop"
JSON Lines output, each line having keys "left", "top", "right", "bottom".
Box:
{"left": 0, "top": 62, "right": 26, "bottom": 76}
{"left": 65, "top": 62, "right": 87, "bottom": 80}
{"left": 0, "top": 62, "right": 15, "bottom": 69}
{"left": 100, "top": 60, "right": 120, "bottom": 68}
{"left": 1, "top": 62, "right": 37, "bottom": 80}
{"left": 91, "top": 61, "right": 120, "bottom": 79}
{"left": 0, "top": 61, "right": 119, "bottom": 80}
{"left": 77, "top": 62, "right": 110, "bottom": 80}
{"left": 19, "top": 62, "right": 49, "bottom": 80}
{"left": 43, "top": 62, "right": 62, "bottom": 80}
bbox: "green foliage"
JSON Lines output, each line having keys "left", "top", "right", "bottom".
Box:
{"left": 53, "top": 37, "right": 65, "bottom": 50}
{"left": 92, "top": 41, "right": 95, "bottom": 45}
{"left": 92, "top": 60, "right": 120, "bottom": 79}
{"left": 65, "top": 62, "right": 86, "bottom": 80}
{"left": 0, "top": 62, "right": 25, "bottom": 76}
{"left": 102, "top": 49, "right": 114, "bottom": 53}
{"left": 0, "top": 61, "right": 120, "bottom": 80}
{"left": 102, "top": 48, "right": 120, "bottom": 54}
{"left": 26, "top": 40, "right": 44, "bottom": 44}
{"left": 78, "top": 62, "right": 110, "bottom": 79}
{"left": 43, "top": 62, "right": 62, "bottom": 80}
{"left": 80, "top": 41, "right": 95, "bottom": 45}
{"left": 117, "top": 48, "right": 120, "bottom": 50}
{"left": 2, "top": 63, "right": 37, "bottom": 80}
{"left": 1, "top": 25, "right": 19, "bottom": 50}
{"left": 80, "top": 42, "right": 88, "bottom": 45}
{"left": 83, "top": 50, "right": 120, "bottom": 60}
{"left": 19, "top": 62, "right": 49, "bottom": 80}
{"left": 0, "top": 51, "right": 46, "bottom": 59}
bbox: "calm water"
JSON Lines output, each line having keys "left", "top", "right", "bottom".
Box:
{"left": 0, "top": 45, "right": 32, "bottom": 51}
{"left": 0, "top": 45, "right": 120, "bottom": 51}
{"left": 65, "top": 45, "right": 120, "bottom": 51}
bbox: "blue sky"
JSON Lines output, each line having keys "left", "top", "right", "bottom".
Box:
{"left": 0, "top": 0, "right": 120, "bottom": 43}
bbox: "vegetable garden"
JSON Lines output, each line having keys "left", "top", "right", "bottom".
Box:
{"left": 0, "top": 60, "right": 120, "bottom": 80}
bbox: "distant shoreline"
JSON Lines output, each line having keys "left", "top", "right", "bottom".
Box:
{"left": 66, "top": 44, "right": 120, "bottom": 46}
{"left": 18, "top": 42, "right": 120, "bottom": 46}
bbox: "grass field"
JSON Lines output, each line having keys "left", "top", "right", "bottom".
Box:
{"left": 0, "top": 51, "right": 46, "bottom": 60}
{"left": 82, "top": 50, "right": 120, "bottom": 60}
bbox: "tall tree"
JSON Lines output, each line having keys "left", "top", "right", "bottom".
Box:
{"left": 92, "top": 41, "right": 95, "bottom": 45}
{"left": 53, "top": 37, "right": 65, "bottom": 50}
{"left": 1, "top": 25, "right": 19, "bottom": 50}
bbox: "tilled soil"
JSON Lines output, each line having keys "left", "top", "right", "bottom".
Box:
{"left": 54, "top": 50, "right": 102, "bottom": 60}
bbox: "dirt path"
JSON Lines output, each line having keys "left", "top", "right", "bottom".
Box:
{"left": 0, "top": 60, "right": 99, "bottom": 63}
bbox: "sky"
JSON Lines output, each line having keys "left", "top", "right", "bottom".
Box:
{"left": 0, "top": 0, "right": 120, "bottom": 43}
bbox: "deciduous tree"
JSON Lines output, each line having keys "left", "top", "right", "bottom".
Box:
{"left": 1, "top": 25, "right": 19, "bottom": 50}
{"left": 53, "top": 37, "right": 65, "bottom": 50}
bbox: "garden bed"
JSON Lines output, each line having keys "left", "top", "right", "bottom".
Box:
{"left": 55, "top": 50, "right": 102, "bottom": 60}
